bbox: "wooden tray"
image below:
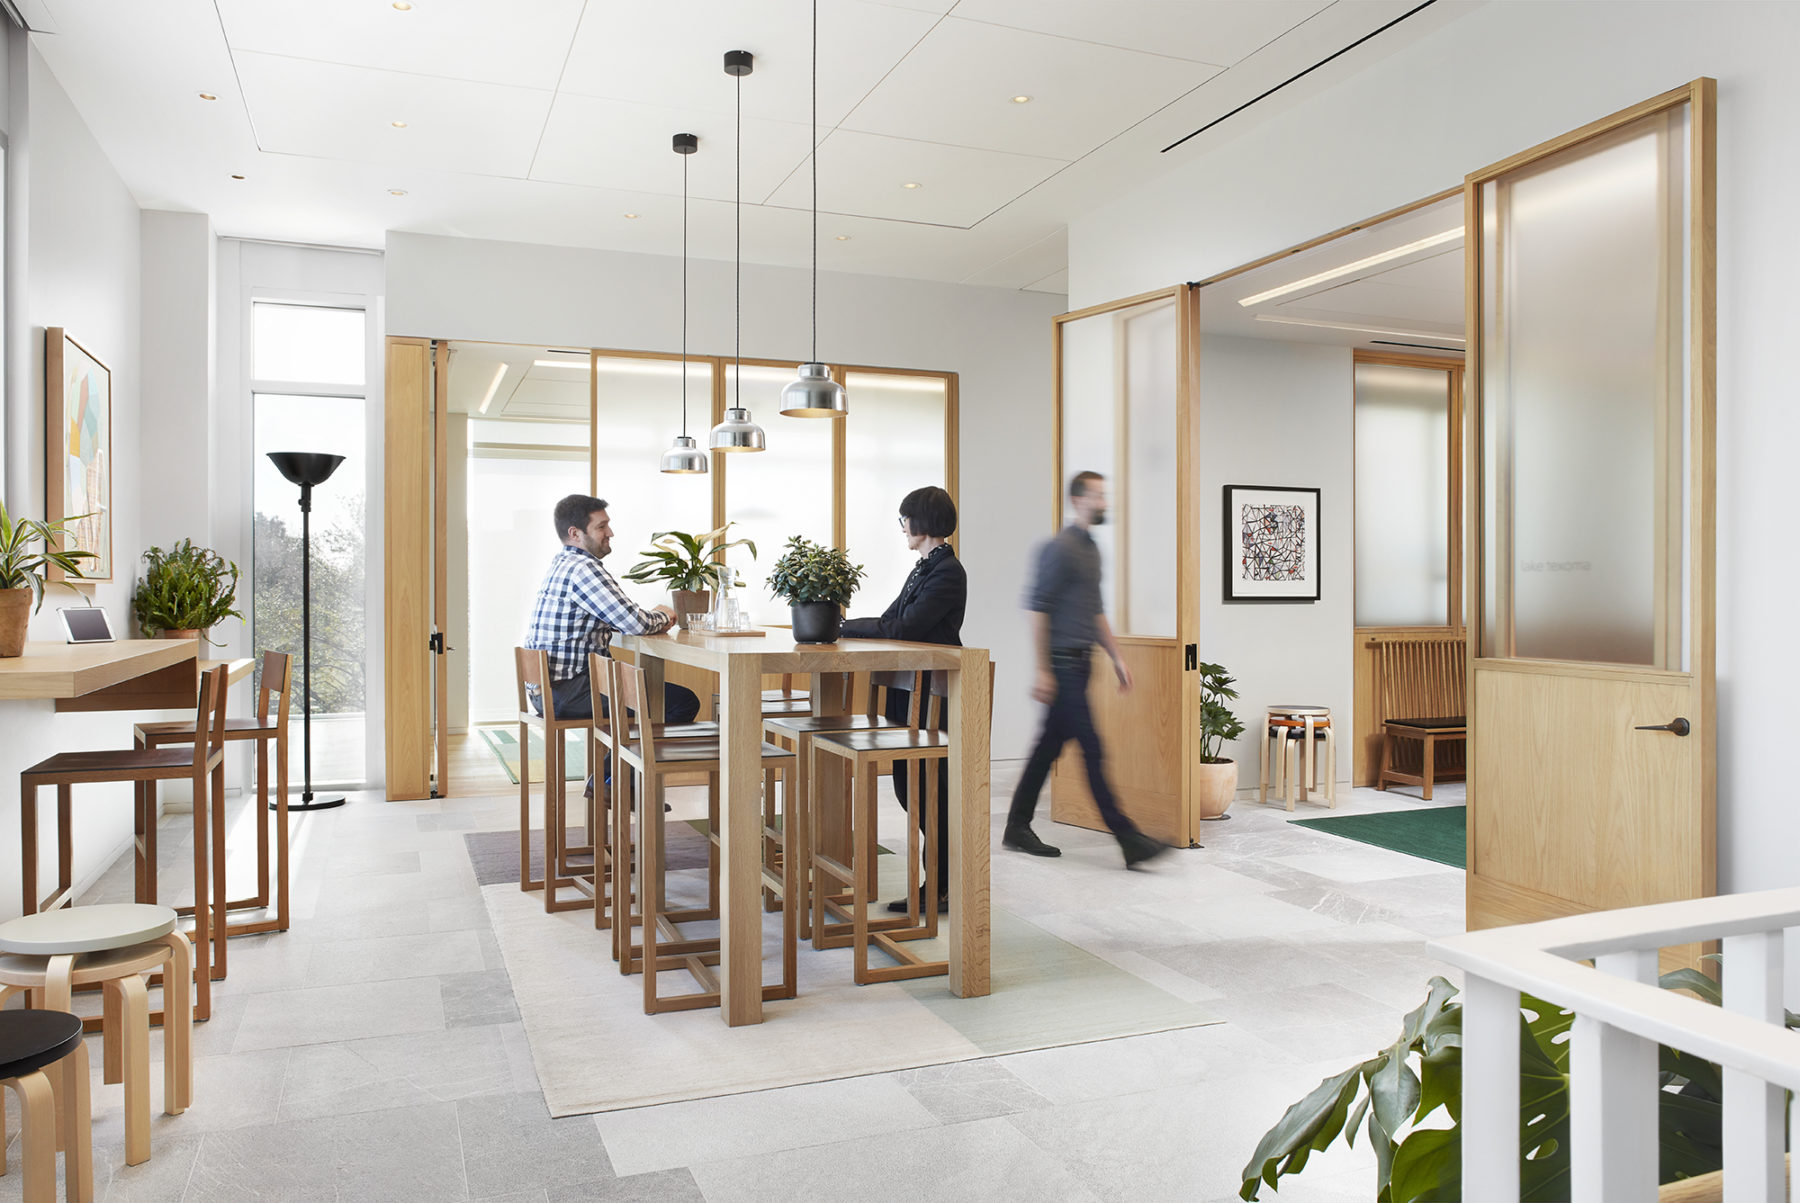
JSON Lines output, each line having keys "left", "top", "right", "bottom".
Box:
{"left": 698, "top": 628, "right": 767, "bottom": 638}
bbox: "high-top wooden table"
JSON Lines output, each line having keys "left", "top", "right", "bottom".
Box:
{"left": 617, "top": 628, "right": 992, "bottom": 1026}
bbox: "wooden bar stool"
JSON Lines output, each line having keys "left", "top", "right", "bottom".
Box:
{"left": 809, "top": 664, "right": 995, "bottom": 985}
{"left": 134, "top": 650, "right": 294, "bottom": 936}
{"left": 608, "top": 658, "right": 802, "bottom": 1013}
{"left": 0, "top": 904, "right": 193, "bottom": 1170}
{"left": 0, "top": 1010, "right": 92, "bottom": 1203}
{"left": 513, "top": 648, "right": 593, "bottom": 910}
{"left": 19, "top": 667, "right": 227, "bottom": 1019}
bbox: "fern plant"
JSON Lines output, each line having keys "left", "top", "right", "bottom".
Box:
{"left": 132, "top": 540, "right": 242, "bottom": 639}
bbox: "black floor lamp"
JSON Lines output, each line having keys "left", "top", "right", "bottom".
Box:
{"left": 267, "top": 451, "right": 348, "bottom": 812}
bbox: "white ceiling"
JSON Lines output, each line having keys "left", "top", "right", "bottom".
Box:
{"left": 27, "top": 0, "right": 1467, "bottom": 291}
{"left": 1199, "top": 194, "right": 1466, "bottom": 356}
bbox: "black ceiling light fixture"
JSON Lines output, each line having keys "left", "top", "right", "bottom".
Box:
{"left": 709, "top": 49, "right": 767, "bottom": 453}
{"left": 779, "top": 0, "right": 847, "bottom": 418}
{"left": 660, "top": 131, "right": 709, "bottom": 474}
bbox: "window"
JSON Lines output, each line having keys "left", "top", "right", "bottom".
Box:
{"left": 251, "top": 302, "right": 369, "bottom": 785}
{"left": 1353, "top": 355, "right": 1461, "bottom": 628}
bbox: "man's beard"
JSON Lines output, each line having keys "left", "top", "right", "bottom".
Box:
{"left": 1089, "top": 512, "right": 1106, "bottom": 526}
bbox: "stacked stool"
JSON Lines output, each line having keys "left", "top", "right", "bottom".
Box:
{"left": 0, "top": 904, "right": 194, "bottom": 1169}
{"left": 1258, "top": 705, "right": 1336, "bottom": 811}
{"left": 0, "top": 1009, "right": 91, "bottom": 1203}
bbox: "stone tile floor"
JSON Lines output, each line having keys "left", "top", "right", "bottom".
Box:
{"left": 2, "top": 763, "right": 1465, "bottom": 1202}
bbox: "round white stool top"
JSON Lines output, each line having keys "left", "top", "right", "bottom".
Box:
{"left": 0, "top": 904, "right": 178, "bottom": 956}
{"left": 1268, "top": 704, "right": 1330, "bottom": 715}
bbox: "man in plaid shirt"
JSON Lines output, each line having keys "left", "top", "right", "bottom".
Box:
{"left": 524, "top": 494, "right": 701, "bottom": 726}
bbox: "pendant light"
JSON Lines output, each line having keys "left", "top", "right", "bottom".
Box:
{"left": 710, "top": 49, "right": 767, "bottom": 453}
{"left": 780, "top": 0, "right": 847, "bottom": 418}
{"left": 660, "top": 132, "right": 709, "bottom": 474}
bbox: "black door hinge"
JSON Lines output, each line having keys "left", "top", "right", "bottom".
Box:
{"left": 429, "top": 631, "right": 444, "bottom": 654}
{"left": 1184, "top": 644, "right": 1197, "bottom": 671}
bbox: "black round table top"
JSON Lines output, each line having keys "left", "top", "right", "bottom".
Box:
{"left": 0, "top": 1010, "right": 84, "bottom": 1081}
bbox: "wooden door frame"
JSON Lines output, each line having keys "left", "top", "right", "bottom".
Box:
{"left": 1462, "top": 78, "right": 1717, "bottom": 924}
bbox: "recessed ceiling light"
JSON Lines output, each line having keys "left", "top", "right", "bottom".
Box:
{"left": 477, "top": 362, "right": 508, "bottom": 414}
{"left": 1010, "top": 95, "right": 1032, "bottom": 104}
{"left": 834, "top": 235, "right": 851, "bottom": 241}
{"left": 1237, "top": 227, "right": 1463, "bottom": 308}
{"left": 392, "top": 1, "right": 413, "bottom": 9}
{"left": 901, "top": 182, "right": 921, "bottom": 189}
{"left": 388, "top": 189, "right": 407, "bottom": 196}
{"left": 623, "top": 212, "right": 640, "bottom": 219}
{"left": 230, "top": 174, "right": 245, "bottom": 180}
{"left": 198, "top": 92, "right": 217, "bottom": 101}
{"left": 391, "top": 120, "right": 408, "bottom": 129}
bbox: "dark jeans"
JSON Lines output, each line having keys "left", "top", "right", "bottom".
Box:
{"left": 535, "top": 670, "right": 701, "bottom": 726}
{"left": 887, "top": 688, "right": 950, "bottom": 894}
{"left": 1008, "top": 649, "right": 1139, "bottom": 838}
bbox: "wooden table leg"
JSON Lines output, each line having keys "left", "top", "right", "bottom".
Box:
{"left": 948, "top": 648, "right": 991, "bottom": 998}
{"left": 719, "top": 657, "right": 764, "bottom": 1026}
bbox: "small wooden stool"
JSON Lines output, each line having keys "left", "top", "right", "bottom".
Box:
{"left": 1258, "top": 705, "right": 1335, "bottom": 811}
{"left": 0, "top": 1009, "right": 92, "bottom": 1203}
{"left": 0, "top": 905, "right": 193, "bottom": 1169}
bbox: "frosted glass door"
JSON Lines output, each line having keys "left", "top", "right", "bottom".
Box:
{"left": 843, "top": 371, "right": 949, "bottom": 613}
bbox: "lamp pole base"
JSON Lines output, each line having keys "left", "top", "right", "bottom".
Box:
{"left": 280, "top": 792, "right": 347, "bottom": 812}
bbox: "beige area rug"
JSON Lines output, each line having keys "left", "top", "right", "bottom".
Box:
{"left": 483, "top": 859, "right": 1220, "bottom": 1116}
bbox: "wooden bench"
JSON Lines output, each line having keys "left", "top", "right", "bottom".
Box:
{"left": 1370, "top": 632, "right": 1466, "bottom": 800}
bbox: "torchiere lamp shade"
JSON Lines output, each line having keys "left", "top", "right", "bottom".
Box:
{"left": 267, "top": 452, "right": 345, "bottom": 489}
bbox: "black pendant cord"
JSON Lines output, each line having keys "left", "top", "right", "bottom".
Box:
{"left": 735, "top": 70, "right": 742, "bottom": 411}
{"left": 810, "top": 0, "right": 818, "bottom": 364}
{"left": 681, "top": 149, "right": 689, "bottom": 438}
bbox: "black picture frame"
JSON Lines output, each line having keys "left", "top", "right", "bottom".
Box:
{"left": 1223, "top": 484, "right": 1321, "bottom": 603}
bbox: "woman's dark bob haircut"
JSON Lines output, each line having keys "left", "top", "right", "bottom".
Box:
{"left": 898, "top": 486, "right": 957, "bottom": 538}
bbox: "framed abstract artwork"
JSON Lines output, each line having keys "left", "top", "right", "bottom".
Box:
{"left": 46, "top": 328, "right": 113, "bottom": 581}
{"left": 1223, "top": 484, "right": 1320, "bottom": 602}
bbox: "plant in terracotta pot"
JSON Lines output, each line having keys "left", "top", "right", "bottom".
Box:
{"left": 765, "top": 536, "right": 865, "bottom": 644}
{"left": 132, "top": 539, "right": 242, "bottom": 643}
{"left": 622, "top": 523, "right": 756, "bottom": 629}
{"left": 0, "top": 499, "right": 97, "bottom": 657}
{"left": 1196, "top": 661, "right": 1246, "bottom": 820}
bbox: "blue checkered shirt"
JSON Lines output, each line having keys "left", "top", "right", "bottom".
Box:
{"left": 524, "top": 545, "right": 671, "bottom": 682}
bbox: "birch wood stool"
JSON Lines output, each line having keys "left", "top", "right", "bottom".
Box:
{"left": 1258, "top": 706, "right": 1336, "bottom": 811}
{"left": 0, "top": 905, "right": 194, "bottom": 1169}
{"left": 0, "top": 1010, "right": 91, "bottom": 1203}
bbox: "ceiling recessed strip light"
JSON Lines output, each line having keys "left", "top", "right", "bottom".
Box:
{"left": 1237, "top": 227, "right": 1462, "bottom": 308}
{"left": 476, "top": 363, "right": 508, "bottom": 414}
{"left": 1251, "top": 313, "right": 1466, "bottom": 345}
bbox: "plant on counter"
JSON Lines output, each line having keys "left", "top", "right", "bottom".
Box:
{"left": 766, "top": 536, "right": 865, "bottom": 644}
{"left": 1197, "top": 662, "right": 1246, "bottom": 763}
{"left": 622, "top": 523, "right": 756, "bottom": 593}
{"left": 132, "top": 539, "right": 242, "bottom": 641}
{"left": 1240, "top": 964, "right": 1797, "bottom": 1202}
{"left": 0, "top": 498, "right": 96, "bottom": 657}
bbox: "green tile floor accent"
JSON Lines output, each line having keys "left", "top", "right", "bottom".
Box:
{"left": 1290, "top": 804, "right": 1466, "bottom": 870}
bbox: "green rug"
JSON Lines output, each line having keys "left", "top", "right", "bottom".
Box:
{"left": 1291, "top": 805, "right": 1466, "bottom": 870}
{"left": 476, "top": 725, "right": 588, "bottom": 786}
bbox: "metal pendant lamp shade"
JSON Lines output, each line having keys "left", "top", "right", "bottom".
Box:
{"left": 780, "top": 0, "right": 846, "bottom": 419}
{"left": 710, "top": 49, "right": 766, "bottom": 454}
{"left": 661, "top": 132, "right": 709, "bottom": 474}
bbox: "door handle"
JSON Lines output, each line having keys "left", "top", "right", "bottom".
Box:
{"left": 1634, "top": 717, "right": 1691, "bottom": 737}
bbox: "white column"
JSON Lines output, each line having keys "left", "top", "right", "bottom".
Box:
{"left": 1571, "top": 949, "right": 1659, "bottom": 1201}
{"left": 1462, "top": 974, "right": 1521, "bottom": 1203}
{"left": 1721, "top": 931, "right": 1785, "bottom": 1203}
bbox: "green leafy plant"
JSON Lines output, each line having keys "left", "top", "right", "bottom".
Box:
{"left": 765, "top": 536, "right": 865, "bottom": 606}
{"left": 0, "top": 497, "right": 95, "bottom": 609}
{"left": 1241, "top": 966, "right": 1798, "bottom": 1202}
{"left": 622, "top": 524, "right": 755, "bottom": 592}
{"left": 1197, "top": 662, "right": 1246, "bottom": 763}
{"left": 132, "top": 540, "right": 242, "bottom": 639}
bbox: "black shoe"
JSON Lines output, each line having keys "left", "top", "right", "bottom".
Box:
{"left": 1120, "top": 831, "right": 1170, "bottom": 868}
{"left": 1003, "top": 825, "right": 1061, "bottom": 857}
{"left": 885, "top": 893, "right": 950, "bottom": 914}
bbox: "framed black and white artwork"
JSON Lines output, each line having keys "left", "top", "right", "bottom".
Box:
{"left": 1223, "top": 485, "right": 1321, "bottom": 602}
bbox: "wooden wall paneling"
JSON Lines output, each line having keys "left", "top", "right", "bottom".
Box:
{"left": 384, "top": 337, "right": 433, "bottom": 799}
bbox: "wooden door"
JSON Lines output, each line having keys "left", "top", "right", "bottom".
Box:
{"left": 383, "top": 337, "right": 434, "bottom": 799}
{"left": 431, "top": 341, "right": 451, "bottom": 797}
{"left": 1048, "top": 287, "right": 1200, "bottom": 847}
{"left": 1465, "top": 81, "right": 1715, "bottom": 931}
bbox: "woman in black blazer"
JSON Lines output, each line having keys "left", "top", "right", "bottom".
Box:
{"left": 840, "top": 485, "right": 965, "bottom": 913}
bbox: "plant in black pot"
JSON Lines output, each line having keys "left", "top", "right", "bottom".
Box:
{"left": 766, "top": 536, "right": 865, "bottom": 644}
{"left": 132, "top": 539, "right": 242, "bottom": 643}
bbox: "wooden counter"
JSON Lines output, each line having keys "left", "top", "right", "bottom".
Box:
{"left": 0, "top": 640, "right": 198, "bottom": 703}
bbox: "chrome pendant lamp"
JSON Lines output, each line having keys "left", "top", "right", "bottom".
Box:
{"left": 660, "top": 131, "right": 709, "bottom": 474}
{"left": 710, "top": 49, "right": 767, "bottom": 453}
{"left": 780, "top": 0, "right": 847, "bottom": 418}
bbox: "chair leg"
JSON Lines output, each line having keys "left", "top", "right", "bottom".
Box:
{"left": 57, "top": 785, "right": 73, "bottom": 911}
{"left": 1376, "top": 732, "right": 1393, "bottom": 792}
{"left": 518, "top": 719, "right": 534, "bottom": 894}
{"left": 7, "top": 1071, "right": 57, "bottom": 1202}
{"left": 923, "top": 756, "right": 941, "bottom": 939}
{"left": 275, "top": 732, "right": 291, "bottom": 932}
{"left": 254, "top": 741, "right": 271, "bottom": 908}
{"left": 640, "top": 775, "right": 664, "bottom": 1013}
{"left": 1284, "top": 739, "right": 1298, "bottom": 812}
{"left": 189, "top": 769, "right": 212, "bottom": 1023}
{"left": 851, "top": 759, "right": 873, "bottom": 985}
{"left": 20, "top": 778, "right": 37, "bottom": 915}
{"left": 210, "top": 762, "right": 228, "bottom": 978}
{"left": 102, "top": 985, "right": 123, "bottom": 1085}
{"left": 543, "top": 729, "right": 562, "bottom": 914}
{"left": 1257, "top": 724, "right": 1270, "bottom": 805}
{"left": 160, "top": 932, "right": 193, "bottom": 1112}
{"left": 792, "top": 735, "right": 813, "bottom": 942}
{"left": 779, "top": 764, "right": 798, "bottom": 999}
{"left": 1325, "top": 728, "right": 1337, "bottom": 808}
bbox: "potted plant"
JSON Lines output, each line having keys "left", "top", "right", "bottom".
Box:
{"left": 132, "top": 539, "right": 242, "bottom": 643}
{"left": 0, "top": 499, "right": 96, "bottom": 657}
{"left": 622, "top": 523, "right": 756, "bottom": 629}
{"left": 1197, "top": 661, "right": 1246, "bottom": 819}
{"left": 765, "top": 536, "right": 865, "bottom": 644}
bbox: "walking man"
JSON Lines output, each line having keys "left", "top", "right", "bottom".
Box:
{"left": 1004, "top": 471, "right": 1169, "bottom": 868}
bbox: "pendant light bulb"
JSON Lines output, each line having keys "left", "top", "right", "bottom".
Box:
{"left": 710, "top": 50, "right": 767, "bottom": 453}
{"left": 662, "top": 132, "right": 709, "bottom": 474}
{"left": 780, "top": 0, "right": 847, "bottom": 419}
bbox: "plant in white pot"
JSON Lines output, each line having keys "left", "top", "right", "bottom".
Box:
{"left": 622, "top": 523, "right": 756, "bottom": 629}
{"left": 765, "top": 536, "right": 865, "bottom": 644}
{"left": 132, "top": 539, "right": 242, "bottom": 643}
{"left": 0, "top": 499, "right": 96, "bottom": 657}
{"left": 1197, "top": 661, "right": 1246, "bottom": 820}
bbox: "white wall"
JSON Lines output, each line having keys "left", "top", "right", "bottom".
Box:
{"left": 387, "top": 232, "right": 1066, "bottom": 759}
{"left": 1069, "top": 2, "right": 1800, "bottom": 907}
{"left": 0, "top": 40, "right": 144, "bottom": 919}
{"left": 1199, "top": 335, "right": 1355, "bottom": 777}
